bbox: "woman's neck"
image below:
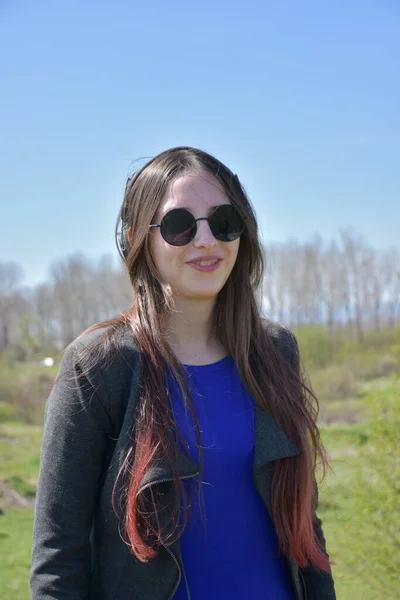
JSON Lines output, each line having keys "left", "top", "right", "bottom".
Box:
{"left": 164, "top": 296, "right": 226, "bottom": 365}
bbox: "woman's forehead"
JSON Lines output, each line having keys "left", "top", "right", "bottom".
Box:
{"left": 158, "top": 170, "right": 229, "bottom": 216}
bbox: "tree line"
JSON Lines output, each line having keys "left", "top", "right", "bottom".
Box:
{"left": 1, "top": 229, "right": 399, "bottom": 355}
{"left": 263, "top": 229, "right": 399, "bottom": 340}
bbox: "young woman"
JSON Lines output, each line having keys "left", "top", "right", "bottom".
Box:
{"left": 31, "top": 147, "right": 336, "bottom": 600}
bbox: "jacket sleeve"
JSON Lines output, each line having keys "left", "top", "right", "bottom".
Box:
{"left": 30, "top": 338, "right": 112, "bottom": 599}
{"left": 286, "top": 329, "right": 337, "bottom": 600}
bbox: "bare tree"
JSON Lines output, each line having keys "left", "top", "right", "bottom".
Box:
{"left": 384, "top": 247, "right": 400, "bottom": 328}
{"left": 339, "top": 229, "right": 371, "bottom": 342}
{"left": 33, "top": 283, "right": 58, "bottom": 346}
{"left": 48, "top": 253, "right": 133, "bottom": 346}
{"left": 49, "top": 254, "right": 94, "bottom": 345}
{"left": 92, "top": 255, "right": 132, "bottom": 319}
{"left": 0, "top": 261, "right": 26, "bottom": 349}
{"left": 321, "top": 241, "right": 343, "bottom": 333}
{"left": 263, "top": 231, "right": 399, "bottom": 336}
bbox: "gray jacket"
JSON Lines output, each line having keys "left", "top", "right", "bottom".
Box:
{"left": 31, "top": 325, "right": 336, "bottom": 600}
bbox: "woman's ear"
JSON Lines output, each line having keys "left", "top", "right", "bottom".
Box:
{"left": 127, "top": 227, "right": 132, "bottom": 243}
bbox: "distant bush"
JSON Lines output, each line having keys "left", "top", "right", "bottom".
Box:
{"left": 295, "top": 325, "right": 398, "bottom": 376}
{"left": 0, "top": 402, "right": 18, "bottom": 422}
{"left": 390, "top": 322, "right": 400, "bottom": 360}
{"left": 362, "top": 328, "right": 398, "bottom": 348}
{"left": 294, "top": 325, "right": 337, "bottom": 369}
{"left": 0, "top": 359, "right": 56, "bottom": 424}
{"left": 310, "top": 363, "right": 359, "bottom": 403}
{"left": 336, "top": 342, "right": 398, "bottom": 381}
{"left": 294, "top": 325, "right": 399, "bottom": 410}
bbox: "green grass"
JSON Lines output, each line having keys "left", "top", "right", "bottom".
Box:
{"left": 0, "top": 423, "right": 42, "bottom": 599}
{"left": 0, "top": 508, "right": 34, "bottom": 600}
{"left": 0, "top": 422, "right": 43, "bottom": 482}
{"left": 318, "top": 426, "right": 371, "bottom": 599}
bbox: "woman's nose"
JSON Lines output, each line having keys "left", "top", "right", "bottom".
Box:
{"left": 193, "top": 218, "right": 218, "bottom": 248}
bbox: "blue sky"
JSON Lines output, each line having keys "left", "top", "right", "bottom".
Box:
{"left": 1, "top": 0, "right": 399, "bottom": 286}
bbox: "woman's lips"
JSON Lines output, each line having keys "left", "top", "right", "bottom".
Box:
{"left": 187, "top": 258, "right": 222, "bottom": 273}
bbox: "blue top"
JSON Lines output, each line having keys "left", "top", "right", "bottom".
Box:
{"left": 167, "top": 356, "right": 295, "bottom": 600}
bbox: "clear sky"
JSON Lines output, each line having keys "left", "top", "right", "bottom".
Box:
{"left": 1, "top": 0, "right": 399, "bottom": 286}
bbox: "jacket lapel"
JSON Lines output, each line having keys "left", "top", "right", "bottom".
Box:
{"left": 253, "top": 404, "right": 300, "bottom": 515}
{"left": 254, "top": 404, "right": 300, "bottom": 469}
{"left": 138, "top": 447, "right": 199, "bottom": 494}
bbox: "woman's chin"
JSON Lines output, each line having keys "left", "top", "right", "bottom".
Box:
{"left": 179, "top": 284, "right": 223, "bottom": 301}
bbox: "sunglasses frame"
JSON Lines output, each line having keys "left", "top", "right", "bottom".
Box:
{"left": 149, "top": 205, "right": 245, "bottom": 246}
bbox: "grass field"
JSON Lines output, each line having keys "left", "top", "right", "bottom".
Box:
{"left": 0, "top": 422, "right": 41, "bottom": 600}
{"left": 0, "top": 413, "right": 392, "bottom": 600}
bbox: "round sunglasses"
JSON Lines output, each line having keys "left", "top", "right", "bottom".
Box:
{"left": 149, "top": 205, "right": 245, "bottom": 247}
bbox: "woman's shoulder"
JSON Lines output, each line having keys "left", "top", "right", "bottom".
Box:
{"left": 64, "top": 321, "right": 142, "bottom": 383}
{"left": 261, "top": 319, "right": 299, "bottom": 368}
{"left": 57, "top": 322, "right": 142, "bottom": 429}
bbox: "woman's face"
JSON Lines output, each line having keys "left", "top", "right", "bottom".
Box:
{"left": 149, "top": 169, "right": 241, "bottom": 302}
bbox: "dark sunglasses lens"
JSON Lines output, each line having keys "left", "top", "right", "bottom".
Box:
{"left": 210, "top": 205, "right": 245, "bottom": 241}
{"left": 161, "top": 209, "right": 196, "bottom": 246}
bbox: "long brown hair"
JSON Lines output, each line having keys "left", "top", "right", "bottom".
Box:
{"left": 84, "top": 146, "right": 331, "bottom": 572}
